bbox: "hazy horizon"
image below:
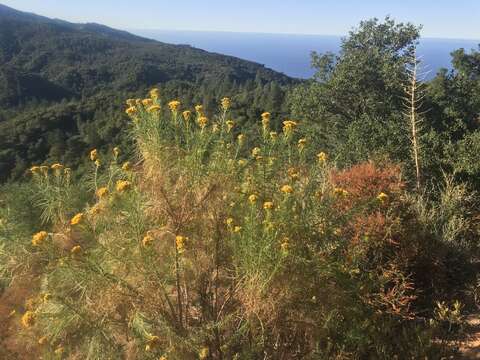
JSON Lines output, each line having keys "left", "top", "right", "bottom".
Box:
{"left": 130, "top": 29, "right": 480, "bottom": 79}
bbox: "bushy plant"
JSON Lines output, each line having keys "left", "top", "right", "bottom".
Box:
{"left": 2, "top": 90, "right": 475, "bottom": 359}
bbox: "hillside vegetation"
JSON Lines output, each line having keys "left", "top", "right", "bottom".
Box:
{"left": 0, "top": 3, "right": 294, "bottom": 181}
{"left": 0, "top": 12, "right": 480, "bottom": 360}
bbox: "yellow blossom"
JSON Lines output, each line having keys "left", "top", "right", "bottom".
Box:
{"left": 281, "top": 185, "right": 294, "bottom": 194}
{"left": 96, "top": 187, "right": 109, "bottom": 199}
{"left": 221, "top": 97, "right": 231, "bottom": 111}
{"left": 237, "top": 133, "right": 245, "bottom": 145}
{"left": 377, "top": 192, "right": 389, "bottom": 203}
{"left": 21, "top": 311, "right": 35, "bottom": 328}
{"left": 238, "top": 159, "right": 247, "bottom": 166}
{"left": 95, "top": 159, "right": 101, "bottom": 168}
{"left": 282, "top": 120, "right": 298, "bottom": 135}
{"left": 51, "top": 163, "right": 63, "bottom": 171}
{"left": 89, "top": 203, "right": 102, "bottom": 216}
{"left": 199, "top": 347, "right": 209, "bottom": 360}
{"left": 251, "top": 147, "right": 261, "bottom": 158}
{"left": 150, "top": 88, "right": 160, "bottom": 99}
{"left": 198, "top": 116, "right": 208, "bottom": 130}
{"left": 113, "top": 147, "right": 120, "bottom": 158}
{"left": 126, "top": 106, "right": 137, "bottom": 116}
{"left": 168, "top": 100, "right": 181, "bottom": 112}
{"left": 263, "top": 201, "right": 274, "bottom": 210}
{"left": 334, "top": 188, "right": 348, "bottom": 197}
{"left": 70, "top": 213, "right": 83, "bottom": 226}
{"left": 70, "top": 245, "right": 82, "bottom": 255}
{"left": 226, "top": 218, "right": 234, "bottom": 226}
{"left": 195, "top": 104, "right": 204, "bottom": 113}
{"left": 298, "top": 138, "right": 307, "bottom": 151}
{"left": 248, "top": 194, "right": 258, "bottom": 204}
{"left": 90, "top": 149, "right": 98, "bottom": 161}
{"left": 233, "top": 226, "right": 242, "bottom": 233}
{"left": 116, "top": 180, "right": 132, "bottom": 193}
{"left": 32, "top": 231, "right": 48, "bottom": 246}
{"left": 288, "top": 167, "right": 299, "bottom": 180}
{"left": 147, "top": 105, "right": 161, "bottom": 113}
{"left": 142, "top": 98, "right": 153, "bottom": 107}
{"left": 122, "top": 161, "right": 131, "bottom": 171}
{"left": 280, "top": 238, "right": 289, "bottom": 253}
{"left": 261, "top": 112, "right": 271, "bottom": 130}
{"left": 226, "top": 120, "right": 235, "bottom": 132}
{"left": 176, "top": 235, "right": 186, "bottom": 254}
{"left": 182, "top": 110, "right": 192, "bottom": 121}
{"left": 317, "top": 152, "right": 328, "bottom": 163}
{"left": 126, "top": 99, "right": 136, "bottom": 106}
{"left": 142, "top": 234, "right": 154, "bottom": 247}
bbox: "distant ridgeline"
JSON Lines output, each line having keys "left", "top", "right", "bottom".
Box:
{"left": 0, "top": 4, "right": 295, "bottom": 181}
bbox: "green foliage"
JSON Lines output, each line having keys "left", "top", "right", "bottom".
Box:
{"left": 0, "top": 4, "right": 295, "bottom": 181}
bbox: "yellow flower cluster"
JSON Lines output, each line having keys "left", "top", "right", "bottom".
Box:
{"left": 21, "top": 311, "right": 35, "bottom": 328}
{"left": 70, "top": 213, "right": 84, "bottom": 225}
{"left": 122, "top": 162, "right": 131, "bottom": 171}
{"left": 261, "top": 112, "right": 271, "bottom": 130}
{"left": 116, "top": 180, "right": 132, "bottom": 193}
{"left": 32, "top": 231, "right": 48, "bottom": 246}
{"left": 298, "top": 138, "right": 307, "bottom": 151}
{"left": 90, "top": 149, "right": 98, "bottom": 161}
{"left": 168, "top": 100, "right": 181, "bottom": 112}
{"left": 142, "top": 98, "right": 153, "bottom": 107}
{"left": 317, "top": 152, "right": 328, "bottom": 163}
{"left": 248, "top": 194, "right": 258, "bottom": 204}
{"left": 96, "top": 187, "right": 109, "bottom": 199}
{"left": 70, "top": 245, "right": 82, "bottom": 255}
{"left": 150, "top": 88, "right": 160, "bottom": 99}
{"left": 281, "top": 185, "right": 294, "bottom": 194}
{"left": 125, "top": 106, "right": 137, "bottom": 116}
{"left": 263, "top": 201, "right": 274, "bottom": 210}
{"left": 221, "top": 97, "right": 231, "bottom": 111}
{"left": 377, "top": 192, "right": 389, "bottom": 203}
{"left": 237, "top": 133, "right": 245, "bottom": 145}
{"left": 176, "top": 235, "right": 186, "bottom": 254}
{"left": 182, "top": 110, "right": 192, "bottom": 121}
{"left": 113, "top": 147, "right": 120, "bottom": 158}
{"left": 226, "top": 120, "right": 235, "bottom": 132}
{"left": 282, "top": 120, "right": 298, "bottom": 136}
{"left": 198, "top": 116, "right": 208, "bottom": 130}
{"left": 147, "top": 105, "right": 161, "bottom": 113}
{"left": 334, "top": 188, "right": 349, "bottom": 197}
{"left": 142, "top": 232, "right": 155, "bottom": 247}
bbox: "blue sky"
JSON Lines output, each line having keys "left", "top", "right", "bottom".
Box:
{"left": 2, "top": 0, "right": 480, "bottom": 39}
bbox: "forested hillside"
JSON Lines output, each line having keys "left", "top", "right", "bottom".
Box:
{"left": 0, "top": 3, "right": 294, "bottom": 181}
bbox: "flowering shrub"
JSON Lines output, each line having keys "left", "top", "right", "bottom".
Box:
{"left": 1, "top": 90, "right": 474, "bottom": 359}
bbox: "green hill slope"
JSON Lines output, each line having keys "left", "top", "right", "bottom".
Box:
{"left": 0, "top": 3, "right": 295, "bottom": 180}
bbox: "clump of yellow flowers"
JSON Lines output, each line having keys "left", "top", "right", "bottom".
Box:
{"left": 70, "top": 213, "right": 83, "bottom": 226}
{"left": 116, "top": 180, "right": 132, "bottom": 193}
{"left": 32, "top": 231, "right": 48, "bottom": 246}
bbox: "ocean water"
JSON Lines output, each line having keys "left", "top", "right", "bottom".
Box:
{"left": 131, "top": 29, "right": 479, "bottom": 80}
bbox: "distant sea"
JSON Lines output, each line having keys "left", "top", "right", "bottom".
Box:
{"left": 129, "top": 30, "right": 479, "bottom": 80}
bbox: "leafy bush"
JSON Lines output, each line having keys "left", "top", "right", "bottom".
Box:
{"left": 2, "top": 91, "right": 476, "bottom": 359}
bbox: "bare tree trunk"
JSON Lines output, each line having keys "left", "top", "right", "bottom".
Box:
{"left": 404, "top": 48, "right": 425, "bottom": 191}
